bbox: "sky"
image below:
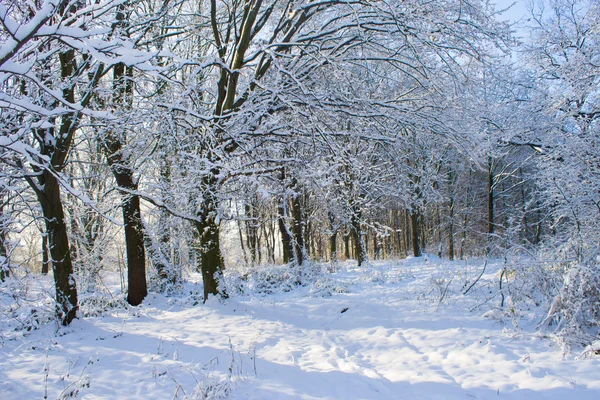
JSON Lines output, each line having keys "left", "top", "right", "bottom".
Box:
{"left": 494, "top": 0, "right": 530, "bottom": 23}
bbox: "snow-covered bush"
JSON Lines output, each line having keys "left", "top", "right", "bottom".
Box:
{"left": 222, "top": 261, "right": 330, "bottom": 296}
{"left": 540, "top": 260, "right": 600, "bottom": 348}
{"left": 309, "top": 276, "right": 350, "bottom": 297}
{"left": 78, "top": 290, "right": 128, "bottom": 318}
{"left": 0, "top": 272, "right": 55, "bottom": 335}
{"left": 486, "top": 246, "right": 600, "bottom": 348}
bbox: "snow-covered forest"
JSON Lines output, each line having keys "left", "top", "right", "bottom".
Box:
{"left": 1, "top": 0, "right": 600, "bottom": 398}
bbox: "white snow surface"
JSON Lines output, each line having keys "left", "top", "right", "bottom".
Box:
{"left": 2, "top": 257, "right": 600, "bottom": 399}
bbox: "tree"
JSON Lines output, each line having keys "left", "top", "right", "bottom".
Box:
{"left": 0, "top": 0, "right": 158, "bottom": 322}
{"left": 525, "top": 0, "right": 600, "bottom": 259}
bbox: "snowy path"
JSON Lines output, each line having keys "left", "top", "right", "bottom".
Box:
{"left": 2, "top": 260, "right": 600, "bottom": 399}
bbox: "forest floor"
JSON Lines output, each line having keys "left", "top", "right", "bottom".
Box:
{"left": 2, "top": 257, "right": 600, "bottom": 399}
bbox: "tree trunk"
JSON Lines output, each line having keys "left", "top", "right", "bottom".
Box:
{"left": 278, "top": 199, "right": 292, "bottom": 264}
{"left": 410, "top": 211, "right": 422, "bottom": 257}
{"left": 104, "top": 62, "right": 148, "bottom": 306}
{"left": 344, "top": 233, "right": 350, "bottom": 260}
{"left": 38, "top": 171, "right": 78, "bottom": 325}
{"left": 330, "top": 231, "right": 337, "bottom": 262}
{"left": 116, "top": 173, "right": 147, "bottom": 305}
{"left": 373, "top": 232, "right": 380, "bottom": 260}
{"left": 351, "top": 208, "right": 366, "bottom": 266}
{"left": 290, "top": 192, "right": 304, "bottom": 265}
{"left": 25, "top": 42, "right": 80, "bottom": 325}
{"left": 404, "top": 210, "right": 411, "bottom": 257}
{"left": 194, "top": 174, "right": 224, "bottom": 301}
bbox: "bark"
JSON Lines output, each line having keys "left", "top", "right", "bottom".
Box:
{"left": 351, "top": 208, "right": 366, "bottom": 266}
{"left": 373, "top": 232, "right": 380, "bottom": 260}
{"left": 23, "top": 41, "right": 80, "bottom": 325}
{"left": 104, "top": 63, "right": 147, "bottom": 306}
{"left": 38, "top": 171, "right": 78, "bottom": 325}
{"left": 290, "top": 192, "right": 304, "bottom": 265}
{"left": 277, "top": 198, "right": 292, "bottom": 264}
{"left": 194, "top": 174, "right": 224, "bottom": 301}
{"left": 404, "top": 210, "right": 411, "bottom": 257}
{"left": 118, "top": 174, "right": 148, "bottom": 305}
{"left": 344, "top": 234, "right": 350, "bottom": 260}
{"left": 330, "top": 232, "right": 338, "bottom": 263}
{"left": 410, "top": 211, "right": 422, "bottom": 257}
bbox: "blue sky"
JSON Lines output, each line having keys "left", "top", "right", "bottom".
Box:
{"left": 494, "top": 0, "right": 529, "bottom": 22}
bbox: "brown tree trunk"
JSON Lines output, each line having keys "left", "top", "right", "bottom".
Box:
{"left": 410, "top": 211, "right": 422, "bottom": 257}
{"left": 351, "top": 208, "right": 366, "bottom": 266}
{"left": 373, "top": 232, "right": 380, "bottom": 260}
{"left": 104, "top": 63, "right": 147, "bottom": 306}
{"left": 194, "top": 174, "right": 224, "bottom": 301}
{"left": 38, "top": 171, "right": 78, "bottom": 325}
{"left": 24, "top": 41, "right": 81, "bottom": 325}
{"left": 344, "top": 233, "right": 350, "bottom": 260}
{"left": 116, "top": 173, "right": 148, "bottom": 305}
{"left": 404, "top": 210, "right": 411, "bottom": 257}
{"left": 330, "top": 231, "right": 337, "bottom": 262}
{"left": 278, "top": 199, "right": 292, "bottom": 264}
{"left": 290, "top": 192, "right": 304, "bottom": 265}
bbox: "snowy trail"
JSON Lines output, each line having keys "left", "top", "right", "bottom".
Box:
{"left": 2, "top": 260, "right": 600, "bottom": 399}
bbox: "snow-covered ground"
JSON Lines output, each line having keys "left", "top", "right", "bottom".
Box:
{"left": 2, "top": 257, "right": 600, "bottom": 399}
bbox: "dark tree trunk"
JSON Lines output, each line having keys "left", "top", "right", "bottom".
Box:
{"left": 24, "top": 42, "right": 81, "bottom": 325}
{"left": 351, "top": 208, "right": 366, "bottom": 266}
{"left": 103, "top": 62, "right": 148, "bottom": 306}
{"left": 38, "top": 171, "right": 78, "bottom": 325}
{"left": 117, "top": 174, "right": 147, "bottom": 305}
{"left": 404, "top": 210, "right": 411, "bottom": 257}
{"left": 460, "top": 170, "right": 472, "bottom": 260}
{"left": 278, "top": 198, "right": 292, "bottom": 264}
{"left": 410, "top": 211, "right": 422, "bottom": 257}
{"left": 330, "top": 231, "right": 337, "bottom": 262}
{"left": 373, "top": 232, "right": 380, "bottom": 260}
{"left": 194, "top": 174, "right": 224, "bottom": 301}
{"left": 344, "top": 233, "right": 350, "bottom": 260}
{"left": 106, "top": 170, "right": 147, "bottom": 307}
{"left": 290, "top": 192, "right": 304, "bottom": 265}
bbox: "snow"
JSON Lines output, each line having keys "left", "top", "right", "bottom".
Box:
{"left": 2, "top": 258, "right": 600, "bottom": 399}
